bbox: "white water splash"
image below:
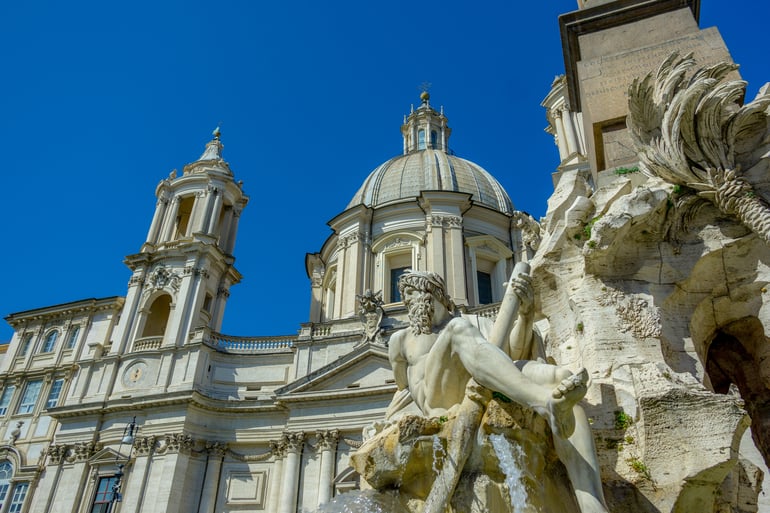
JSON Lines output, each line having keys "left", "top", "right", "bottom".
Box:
{"left": 307, "top": 489, "right": 410, "bottom": 513}
{"left": 431, "top": 434, "right": 446, "bottom": 477}
{"left": 489, "top": 433, "right": 528, "bottom": 513}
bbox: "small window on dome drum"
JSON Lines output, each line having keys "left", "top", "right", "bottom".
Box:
{"left": 431, "top": 130, "right": 438, "bottom": 149}
{"left": 418, "top": 130, "right": 426, "bottom": 150}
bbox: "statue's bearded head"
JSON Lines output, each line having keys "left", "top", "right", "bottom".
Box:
{"left": 398, "top": 271, "right": 455, "bottom": 335}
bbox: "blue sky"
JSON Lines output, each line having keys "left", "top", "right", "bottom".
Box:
{"left": 0, "top": 1, "right": 767, "bottom": 342}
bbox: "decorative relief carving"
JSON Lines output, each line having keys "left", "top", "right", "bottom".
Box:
{"left": 269, "top": 440, "right": 287, "bottom": 460}
{"left": 512, "top": 212, "right": 542, "bottom": 252}
{"left": 383, "top": 237, "right": 413, "bottom": 251}
{"left": 70, "top": 441, "right": 100, "bottom": 462}
{"left": 282, "top": 431, "right": 305, "bottom": 453}
{"left": 428, "top": 215, "right": 462, "bottom": 229}
{"left": 133, "top": 435, "right": 157, "bottom": 455}
{"left": 316, "top": 429, "right": 340, "bottom": 452}
{"left": 342, "top": 437, "right": 362, "bottom": 449}
{"left": 356, "top": 290, "right": 385, "bottom": 345}
{"left": 159, "top": 433, "right": 194, "bottom": 454}
{"left": 206, "top": 441, "right": 228, "bottom": 457}
{"left": 217, "top": 287, "right": 230, "bottom": 298}
{"left": 47, "top": 444, "right": 68, "bottom": 465}
{"left": 598, "top": 289, "right": 661, "bottom": 339}
{"left": 183, "top": 266, "right": 210, "bottom": 279}
{"left": 148, "top": 266, "right": 181, "bottom": 291}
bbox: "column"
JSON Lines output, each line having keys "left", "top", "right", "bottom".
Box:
{"left": 126, "top": 436, "right": 156, "bottom": 513}
{"left": 267, "top": 441, "right": 286, "bottom": 513}
{"left": 224, "top": 208, "right": 242, "bottom": 255}
{"left": 562, "top": 108, "right": 579, "bottom": 156}
{"left": 198, "top": 442, "right": 227, "bottom": 513}
{"left": 552, "top": 108, "right": 568, "bottom": 160}
{"left": 161, "top": 197, "right": 182, "bottom": 242}
{"left": 145, "top": 197, "right": 168, "bottom": 245}
{"left": 206, "top": 190, "right": 224, "bottom": 235}
{"left": 316, "top": 430, "right": 339, "bottom": 507}
{"left": 278, "top": 432, "right": 305, "bottom": 513}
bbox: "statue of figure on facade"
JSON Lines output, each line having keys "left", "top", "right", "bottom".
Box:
{"left": 352, "top": 266, "right": 608, "bottom": 513}
{"left": 356, "top": 289, "right": 385, "bottom": 345}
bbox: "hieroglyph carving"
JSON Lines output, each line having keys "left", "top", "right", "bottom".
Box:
{"left": 598, "top": 289, "right": 661, "bottom": 339}
{"left": 628, "top": 52, "right": 770, "bottom": 243}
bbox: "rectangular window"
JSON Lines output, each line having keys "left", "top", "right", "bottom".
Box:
{"left": 0, "top": 481, "right": 9, "bottom": 509}
{"left": 8, "top": 482, "right": 28, "bottom": 513}
{"left": 19, "top": 335, "right": 33, "bottom": 357}
{"left": 477, "top": 271, "right": 493, "bottom": 304}
{"left": 46, "top": 379, "right": 64, "bottom": 409}
{"left": 90, "top": 476, "right": 118, "bottom": 513}
{"left": 17, "top": 380, "right": 42, "bottom": 415}
{"left": 66, "top": 326, "right": 80, "bottom": 350}
{"left": 0, "top": 386, "right": 16, "bottom": 416}
{"left": 390, "top": 267, "right": 409, "bottom": 303}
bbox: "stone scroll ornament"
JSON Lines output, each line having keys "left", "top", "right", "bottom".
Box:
{"left": 627, "top": 52, "right": 770, "bottom": 242}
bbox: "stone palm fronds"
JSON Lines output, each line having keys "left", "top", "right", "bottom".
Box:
{"left": 627, "top": 52, "right": 770, "bottom": 243}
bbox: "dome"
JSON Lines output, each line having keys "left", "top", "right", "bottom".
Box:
{"left": 348, "top": 149, "right": 514, "bottom": 213}
{"left": 347, "top": 94, "right": 514, "bottom": 214}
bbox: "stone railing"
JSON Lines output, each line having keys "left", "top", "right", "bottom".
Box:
{"left": 205, "top": 332, "right": 296, "bottom": 354}
{"left": 466, "top": 303, "right": 500, "bottom": 319}
{"left": 133, "top": 336, "right": 163, "bottom": 351}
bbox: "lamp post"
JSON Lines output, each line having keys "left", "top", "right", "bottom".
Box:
{"left": 107, "top": 417, "right": 138, "bottom": 513}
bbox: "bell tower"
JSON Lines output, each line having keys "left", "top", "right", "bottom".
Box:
{"left": 112, "top": 128, "right": 249, "bottom": 352}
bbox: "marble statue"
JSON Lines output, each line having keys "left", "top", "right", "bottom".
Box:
{"left": 352, "top": 265, "right": 608, "bottom": 513}
{"left": 356, "top": 289, "right": 385, "bottom": 345}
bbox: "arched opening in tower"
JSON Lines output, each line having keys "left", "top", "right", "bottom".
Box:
{"left": 142, "top": 294, "right": 172, "bottom": 338}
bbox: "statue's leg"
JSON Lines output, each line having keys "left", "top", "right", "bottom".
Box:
{"left": 552, "top": 405, "right": 609, "bottom": 513}
{"left": 435, "top": 318, "right": 587, "bottom": 438}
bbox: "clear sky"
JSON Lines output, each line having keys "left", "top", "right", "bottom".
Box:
{"left": 0, "top": 1, "right": 767, "bottom": 342}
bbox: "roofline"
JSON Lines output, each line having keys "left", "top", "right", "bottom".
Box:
{"left": 5, "top": 296, "right": 125, "bottom": 322}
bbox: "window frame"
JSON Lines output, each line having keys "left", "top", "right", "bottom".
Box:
{"left": 89, "top": 475, "right": 119, "bottom": 513}
{"left": 0, "top": 386, "right": 16, "bottom": 417}
{"left": 46, "top": 379, "right": 65, "bottom": 409}
{"left": 16, "top": 380, "right": 43, "bottom": 415}
{"left": 41, "top": 330, "right": 59, "bottom": 353}
{"left": 66, "top": 326, "right": 81, "bottom": 350}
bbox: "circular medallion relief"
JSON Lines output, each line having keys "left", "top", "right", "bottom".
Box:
{"left": 122, "top": 361, "right": 149, "bottom": 388}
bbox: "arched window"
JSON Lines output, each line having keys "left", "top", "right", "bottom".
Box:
{"left": 41, "top": 330, "right": 58, "bottom": 353}
{"left": 430, "top": 130, "right": 438, "bottom": 149}
{"left": 0, "top": 461, "right": 28, "bottom": 512}
{"left": 418, "top": 129, "right": 426, "bottom": 150}
{"left": 0, "top": 462, "right": 12, "bottom": 508}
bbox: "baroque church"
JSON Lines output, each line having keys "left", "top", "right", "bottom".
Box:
{"left": 2, "top": 0, "right": 770, "bottom": 512}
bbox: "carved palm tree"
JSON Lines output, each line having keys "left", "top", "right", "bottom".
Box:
{"left": 627, "top": 52, "right": 770, "bottom": 242}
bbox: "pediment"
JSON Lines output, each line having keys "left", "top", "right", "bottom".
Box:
{"left": 90, "top": 447, "right": 128, "bottom": 465}
{"left": 275, "top": 343, "right": 393, "bottom": 397}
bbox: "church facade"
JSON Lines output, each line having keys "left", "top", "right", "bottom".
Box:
{"left": 0, "top": 93, "right": 532, "bottom": 513}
